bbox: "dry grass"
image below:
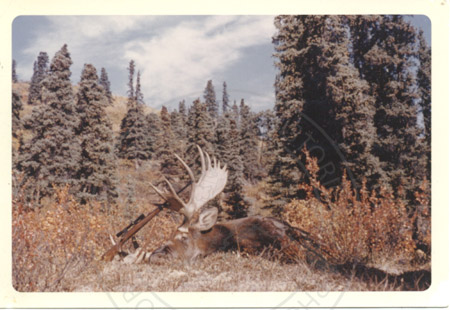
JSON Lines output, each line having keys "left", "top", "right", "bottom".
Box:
{"left": 55, "top": 252, "right": 403, "bottom": 292}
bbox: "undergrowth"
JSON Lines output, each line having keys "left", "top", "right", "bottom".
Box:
{"left": 281, "top": 147, "right": 431, "bottom": 275}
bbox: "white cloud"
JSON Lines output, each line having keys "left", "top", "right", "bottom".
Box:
{"left": 19, "top": 16, "right": 153, "bottom": 80}
{"left": 123, "top": 15, "right": 275, "bottom": 107}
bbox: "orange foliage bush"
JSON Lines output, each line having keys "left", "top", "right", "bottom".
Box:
{"left": 282, "top": 147, "right": 427, "bottom": 270}
{"left": 12, "top": 183, "right": 180, "bottom": 292}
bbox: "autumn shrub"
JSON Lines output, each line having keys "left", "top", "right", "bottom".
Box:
{"left": 12, "top": 180, "right": 180, "bottom": 292}
{"left": 282, "top": 147, "right": 427, "bottom": 272}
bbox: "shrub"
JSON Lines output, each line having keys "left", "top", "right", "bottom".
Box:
{"left": 12, "top": 183, "right": 180, "bottom": 291}
{"left": 282, "top": 147, "right": 424, "bottom": 271}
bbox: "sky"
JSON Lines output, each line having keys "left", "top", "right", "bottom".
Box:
{"left": 12, "top": 15, "right": 431, "bottom": 112}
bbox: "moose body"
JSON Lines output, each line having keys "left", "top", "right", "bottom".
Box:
{"left": 149, "top": 216, "right": 294, "bottom": 263}
{"left": 114, "top": 146, "right": 312, "bottom": 264}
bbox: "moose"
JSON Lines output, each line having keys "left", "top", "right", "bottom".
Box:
{"left": 104, "top": 146, "right": 320, "bottom": 264}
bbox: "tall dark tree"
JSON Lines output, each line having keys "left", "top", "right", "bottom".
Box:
{"left": 12, "top": 59, "right": 18, "bottom": 83}
{"left": 171, "top": 108, "right": 187, "bottom": 150}
{"left": 12, "top": 90, "right": 23, "bottom": 138}
{"left": 28, "top": 52, "right": 49, "bottom": 105}
{"left": 323, "top": 15, "right": 387, "bottom": 189}
{"left": 178, "top": 100, "right": 187, "bottom": 120}
{"left": 215, "top": 112, "right": 247, "bottom": 218}
{"left": 158, "top": 106, "right": 180, "bottom": 174}
{"left": 239, "top": 99, "right": 260, "bottom": 182}
{"left": 75, "top": 64, "right": 118, "bottom": 203}
{"left": 222, "top": 81, "right": 229, "bottom": 114}
{"left": 145, "top": 112, "right": 162, "bottom": 158}
{"left": 416, "top": 30, "right": 431, "bottom": 181}
{"left": 127, "top": 60, "right": 136, "bottom": 105}
{"left": 117, "top": 61, "right": 148, "bottom": 165}
{"left": 204, "top": 80, "right": 218, "bottom": 120}
{"left": 17, "top": 45, "right": 81, "bottom": 201}
{"left": 349, "top": 15, "right": 426, "bottom": 197}
{"left": 186, "top": 98, "right": 215, "bottom": 157}
{"left": 99, "top": 67, "right": 113, "bottom": 105}
{"left": 135, "top": 70, "right": 144, "bottom": 105}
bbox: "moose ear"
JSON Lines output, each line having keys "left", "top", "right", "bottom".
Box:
{"left": 193, "top": 207, "right": 218, "bottom": 231}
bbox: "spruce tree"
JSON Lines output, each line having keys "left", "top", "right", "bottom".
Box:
{"left": 117, "top": 60, "right": 148, "bottom": 165}
{"left": 127, "top": 60, "right": 135, "bottom": 103}
{"left": 323, "top": 15, "right": 387, "bottom": 189}
{"left": 171, "top": 108, "right": 187, "bottom": 151}
{"left": 239, "top": 99, "right": 260, "bottom": 182}
{"left": 145, "top": 112, "right": 162, "bottom": 159}
{"left": 135, "top": 70, "right": 144, "bottom": 105}
{"left": 158, "top": 106, "right": 180, "bottom": 174}
{"left": 99, "top": 67, "right": 113, "bottom": 105}
{"left": 178, "top": 100, "right": 187, "bottom": 121}
{"left": 349, "top": 15, "right": 426, "bottom": 197}
{"left": 222, "top": 81, "right": 229, "bottom": 113}
{"left": 270, "top": 15, "right": 325, "bottom": 205}
{"left": 417, "top": 30, "right": 431, "bottom": 181}
{"left": 17, "top": 44, "right": 81, "bottom": 201}
{"left": 12, "top": 59, "right": 18, "bottom": 83}
{"left": 186, "top": 98, "right": 215, "bottom": 157}
{"left": 12, "top": 90, "right": 23, "bottom": 138}
{"left": 28, "top": 52, "right": 49, "bottom": 105}
{"left": 204, "top": 80, "right": 218, "bottom": 120}
{"left": 215, "top": 112, "right": 247, "bottom": 218}
{"left": 76, "top": 64, "right": 118, "bottom": 203}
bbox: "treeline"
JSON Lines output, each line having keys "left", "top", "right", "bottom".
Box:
{"left": 12, "top": 46, "right": 268, "bottom": 217}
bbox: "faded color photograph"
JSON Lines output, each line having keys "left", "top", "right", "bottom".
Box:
{"left": 12, "top": 15, "right": 431, "bottom": 292}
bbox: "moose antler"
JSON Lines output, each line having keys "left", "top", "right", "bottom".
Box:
{"left": 149, "top": 145, "right": 228, "bottom": 219}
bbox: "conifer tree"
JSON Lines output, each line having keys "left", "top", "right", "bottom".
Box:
{"left": 76, "top": 64, "right": 118, "bottom": 203}
{"left": 186, "top": 98, "right": 215, "bottom": 157}
{"left": 178, "top": 100, "right": 187, "bottom": 121}
{"left": 117, "top": 60, "right": 148, "bottom": 165}
{"left": 323, "top": 15, "right": 387, "bottom": 188}
{"left": 28, "top": 52, "right": 49, "bottom": 105}
{"left": 12, "top": 59, "right": 18, "bottom": 83}
{"left": 135, "top": 70, "right": 144, "bottom": 105}
{"left": 417, "top": 30, "right": 431, "bottom": 181}
{"left": 222, "top": 81, "right": 229, "bottom": 113}
{"left": 127, "top": 60, "right": 135, "bottom": 103}
{"left": 239, "top": 99, "right": 260, "bottom": 182}
{"left": 99, "top": 67, "right": 113, "bottom": 105}
{"left": 215, "top": 112, "right": 247, "bottom": 218}
{"left": 231, "top": 100, "right": 239, "bottom": 123}
{"left": 144, "top": 112, "right": 162, "bottom": 159}
{"left": 349, "top": 15, "right": 426, "bottom": 196}
{"left": 204, "top": 80, "right": 218, "bottom": 120}
{"left": 12, "top": 90, "right": 23, "bottom": 138}
{"left": 158, "top": 106, "right": 180, "bottom": 174}
{"left": 17, "top": 44, "right": 81, "bottom": 201}
{"left": 171, "top": 108, "right": 187, "bottom": 150}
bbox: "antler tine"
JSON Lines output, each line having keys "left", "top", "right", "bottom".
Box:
{"left": 174, "top": 153, "right": 195, "bottom": 184}
{"left": 196, "top": 144, "right": 206, "bottom": 175}
{"left": 163, "top": 176, "right": 186, "bottom": 208}
{"left": 205, "top": 151, "right": 212, "bottom": 171}
{"left": 149, "top": 182, "right": 168, "bottom": 202}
